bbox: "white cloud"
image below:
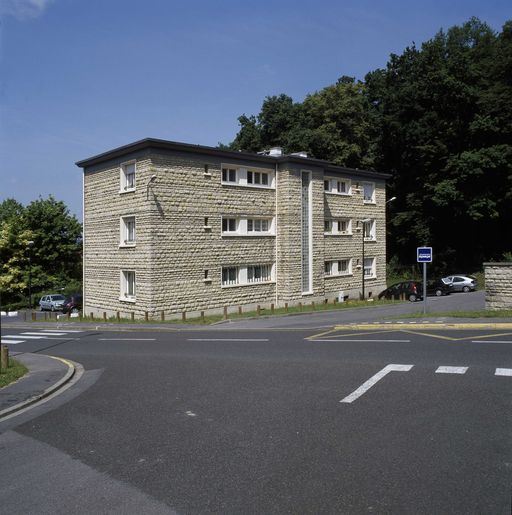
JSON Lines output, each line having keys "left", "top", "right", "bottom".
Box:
{"left": 0, "top": 0, "right": 55, "bottom": 20}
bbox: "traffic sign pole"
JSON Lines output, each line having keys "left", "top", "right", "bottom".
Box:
{"left": 417, "top": 247, "right": 433, "bottom": 315}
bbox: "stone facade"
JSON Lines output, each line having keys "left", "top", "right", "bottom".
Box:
{"left": 77, "top": 139, "right": 390, "bottom": 319}
{"left": 484, "top": 262, "right": 512, "bottom": 310}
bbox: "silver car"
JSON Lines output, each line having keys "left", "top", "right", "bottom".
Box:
{"left": 39, "top": 294, "right": 66, "bottom": 311}
{"left": 441, "top": 275, "right": 477, "bottom": 293}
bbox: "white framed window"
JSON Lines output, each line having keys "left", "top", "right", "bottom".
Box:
{"left": 222, "top": 216, "right": 275, "bottom": 236}
{"left": 362, "top": 182, "right": 375, "bottom": 203}
{"left": 222, "top": 167, "right": 237, "bottom": 183}
{"left": 221, "top": 164, "right": 275, "bottom": 189}
{"left": 221, "top": 266, "right": 239, "bottom": 286}
{"left": 362, "top": 219, "right": 376, "bottom": 241}
{"left": 363, "top": 257, "right": 376, "bottom": 278}
{"left": 324, "top": 218, "right": 352, "bottom": 235}
{"left": 221, "top": 264, "right": 275, "bottom": 287}
{"left": 120, "top": 216, "right": 136, "bottom": 246}
{"left": 324, "top": 177, "right": 352, "bottom": 195}
{"left": 222, "top": 217, "right": 238, "bottom": 234}
{"left": 120, "top": 161, "right": 136, "bottom": 192}
{"left": 324, "top": 259, "right": 352, "bottom": 277}
{"left": 120, "top": 270, "right": 136, "bottom": 301}
{"left": 247, "top": 264, "right": 272, "bottom": 283}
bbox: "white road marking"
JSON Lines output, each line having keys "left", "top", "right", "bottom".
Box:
{"left": 1, "top": 339, "right": 23, "bottom": 344}
{"left": 186, "top": 411, "right": 197, "bottom": 417}
{"left": 22, "top": 332, "right": 67, "bottom": 336}
{"left": 472, "top": 340, "right": 512, "bottom": 344}
{"left": 314, "top": 339, "right": 411, "bottom": 343}
{"left": 98, "top": 338, "right": 156, "bottom": 341}
{"left": 436, "top": 366, "right": 468, "bottom": 374}
{"left": 49, "top": 330, "right": 84, "bottom": 333}
{"left": 187, "top": 338, "right": 269, "bottom": 342}
{"left": 340, "top": 364, "right": 414, "bottom": 404}
{"left": 4, "top": 334, "right": 45, "bottom": 339}
{"left": 495, "top": 368, "right": 512, "bottom": 376}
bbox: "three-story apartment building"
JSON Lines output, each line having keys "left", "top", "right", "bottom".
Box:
{"left": 76, "top": 138, "right": 390, "bottom": 318}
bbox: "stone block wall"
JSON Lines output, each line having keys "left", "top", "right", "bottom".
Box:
{"left": 484, "top": 262, "right": 512, "bottom": 310}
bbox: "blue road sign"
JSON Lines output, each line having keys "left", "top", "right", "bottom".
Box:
{"left": 417, "top": 247, "right": 433, "bottom": 263}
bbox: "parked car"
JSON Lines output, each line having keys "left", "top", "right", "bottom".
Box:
{"left": 379, "top": 279, "right": 453, "bottom": 302}
{"left": 39, "top": 294, "right": 66, "bottom": 311}
{"left": 61, "top": 294, "right": 83, "bottom": 314}
{"left": 441, "top": 275, "right": 477, "bottom": 292}
{"left": 378, "top": 281, "right": 423, "bottom": 302}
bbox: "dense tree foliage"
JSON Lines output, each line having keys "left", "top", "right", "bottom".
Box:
{"left": 225, "top": 17, "right": 512, "bottom": 272}
{"left": 0, "top": 196, "right": 82, "bottom": 309}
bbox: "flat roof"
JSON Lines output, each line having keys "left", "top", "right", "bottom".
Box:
{"left": 76, "top": 137, "right": 391, "bottom": 180}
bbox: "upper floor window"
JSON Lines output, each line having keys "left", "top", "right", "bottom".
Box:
{"left": 324, "top": 218, "right": 352, "bottom": 235}
{"left": 324, "top": 177, "right": 351, "bottom": 195}
{"left": 120, "top": 216, "right": 136, "bottom": 246}
{"left": 362, "top": 219, "right": 376, "bottom": 241}
{"left": 221, "top": 266, "right": 239, "bottom": 286}
{"left": 221, "top": 164, "right": 275, "bottom": 189}
{"left": 222, "top": 167, "right": 237, "bottom": 183}
{"left": 362, "top": 182, "right": 375, "bottom": 203}
{"left": 222, "top": 217, "right": 238, "bottom": 233}
{"left": 325, "top": 259, "right": 352, "bottom": 277}
{"left": 222, "top": 216, "right": 275, "bottom": 236}
{"left": 120, "top": 161, "right": 136, "bottom": 192}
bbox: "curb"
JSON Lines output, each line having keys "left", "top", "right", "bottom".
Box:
{"left": 333, "top": 322, "right": 512, "bottom": 330}
{"left": 0, "top": 356, "right": 77, "bottom": 420}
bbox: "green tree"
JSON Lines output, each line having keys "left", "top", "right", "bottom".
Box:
{"left": 0, "top": 196, "right": 82, "bottom": 308}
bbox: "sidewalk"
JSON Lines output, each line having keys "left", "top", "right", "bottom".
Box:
{"left": 0, "top": 352, "right": 76, "bottom": 419}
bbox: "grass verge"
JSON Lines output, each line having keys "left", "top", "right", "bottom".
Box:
{"left": 42, "top": 298, "right": 404, "bottom": 325}
{"left": 0, "top": 358, "right": 28, "bottom": 389}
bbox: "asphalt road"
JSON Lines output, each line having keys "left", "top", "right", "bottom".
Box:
{"left": 0, "top": 320, "right": 511, "bottom": 514}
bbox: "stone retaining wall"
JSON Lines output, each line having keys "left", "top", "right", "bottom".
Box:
{"left": 484, "top": 262, "right": 512, "bottom": 310}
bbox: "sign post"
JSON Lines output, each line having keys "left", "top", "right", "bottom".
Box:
{"left": 417, "top": 247, "right": 433, "bottom": 314}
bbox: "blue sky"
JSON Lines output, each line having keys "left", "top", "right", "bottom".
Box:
{"left": 1, "top": 0, "right": 511, "bottom": 220}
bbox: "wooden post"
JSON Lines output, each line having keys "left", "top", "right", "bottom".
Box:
{"left": 67, "top": 311, "right": 70, "bottom": 319}
{"left": 32, "top": 312, "right": 36, "bottom": 321}
{"left": 0, "top": 345, "right": 8, "bottom": 371}
{"left": 270, "top": 303, "right": 274, "bottom": 314}
{"left": 238, "top": 306, "right": 242, "bottom": 315}
{"left": 131, "top": 312, "right": 134, "bottom": 321}
{"left": 299, "top": 302, "right": 302, "bottom": 311}
{"left": 145, "top": 311, "right": 149, "bottom": 322}
{"left": 103, "top": 312, "right": 107, "bottom": 321}
{"left": 117, "top": 311, "right": 120, "bottom": 322}
{"left": 223, "top": 306, "right": 228, "bottom": 320}
{"left": 90, "top": 312, "right": 94, "bottom": 320}
{"left": 285, "top": 302, "right": 288, "bottom": 313}
{"left": 257, "top": 305, "right": 261, "bottom": 316}
{"left": 161, "top": 311, "right": 165, "bottom": 321}
{"left": 312, "top": 301, "right": 315, "bottom": 310}
{"left": 201, "top": 311, "right": 205, "bottom": 322}
{"left": 182, "top": 311, "right": 186, "bottom": 322}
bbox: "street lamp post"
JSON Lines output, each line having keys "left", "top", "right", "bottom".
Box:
{"left": 27, "top": 240, "right": 34, "bottom": 311}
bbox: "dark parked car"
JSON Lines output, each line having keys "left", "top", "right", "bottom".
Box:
{"left": 379, "top": 279, "right": 453, "bottom": 302}
{"left": 61, "top": 294, "right": 83, "bottom": 314}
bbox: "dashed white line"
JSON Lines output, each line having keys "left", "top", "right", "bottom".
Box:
{"left": 1, "top": 339, "right": 23, "bottom": 344}
{"left": 472, "top": 340, "right": 512, "bottom": 344}
{"left": 3, "top": 334, "right": 45, "bottom": 339}
{"left": 187, "top": 338, "right": 269, "bottom": 342}
{"left": 22, "top": 332, "right": 67, "bottom": 336}
{"left": 340, "top": 364, "right": 414, "bottom": 404}
{"left": 436, "top": 366, "right": 468, "bottom": 374}
{"left": 98, "top": 338, "right": 156, "bottom": 341}
{"left": 495, "top": 368, "right": 512, "bottom": 376}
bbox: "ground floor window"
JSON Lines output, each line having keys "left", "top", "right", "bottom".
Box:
{"left": 363, "top": 257, "right": 376, "bottom": 278}
{"left": 221, "top": 264, "right": 275, "bottom": 287}
{"left": 121, "top": 270, "right": 136, "bottom": 300}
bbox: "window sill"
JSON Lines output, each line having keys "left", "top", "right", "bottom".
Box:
{"left": 119, "top": 188, "right": 136, "bottom": 194}
{"left": 119, "top": 243, "right": 136, "bottom": 248}
{"left": 203, "top": 278, "right": 212, "bottom": 283}
{"left": 363, "top": 200, "right": 376, "bottom": 205}
{"left": 119, "top": 296, "right": 136, "bottom": 303}
{"left": 324, "top": 233, "right": 352, "bottom": 236}
{"left": 325, "top": 273, "right": 353, "bottom": 278}
{"left": 325, "top": 191, "right": 352, "bottom": 196}
{"left": 222, "top": 233, "right": 275, "bottom": 238}
{"left": 221, "top": 182, "right": 275, "bottom": 190}
{"left": 203, "top": 172, "right": 212, "bottom": 177}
